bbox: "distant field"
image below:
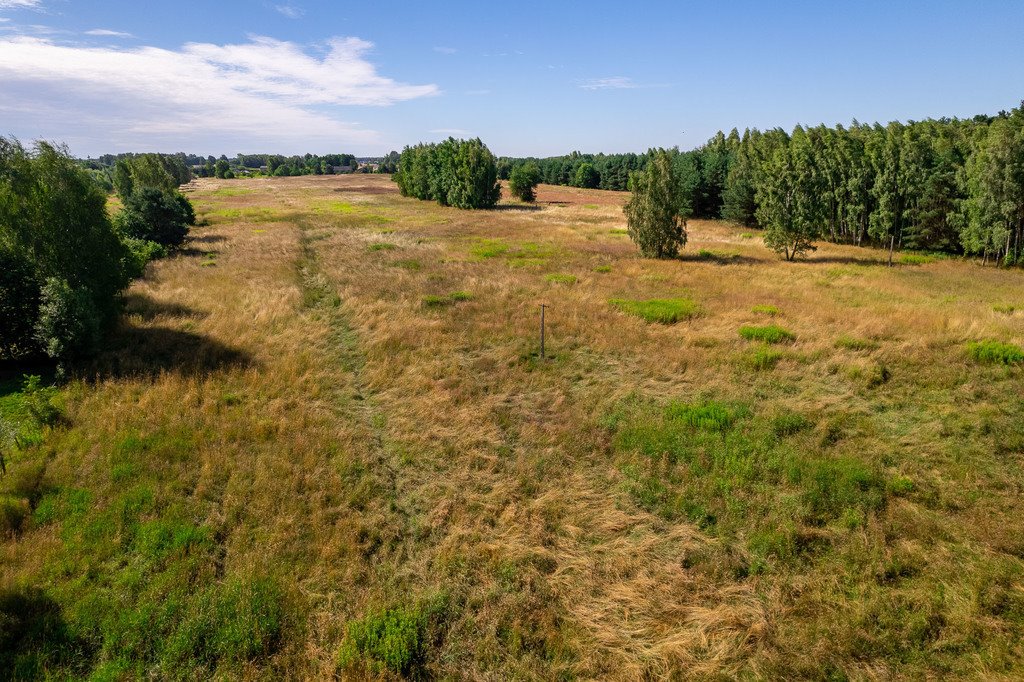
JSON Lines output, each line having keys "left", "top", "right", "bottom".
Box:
{"left": 3, "top": 174, "right": 1023, "bottom": 679}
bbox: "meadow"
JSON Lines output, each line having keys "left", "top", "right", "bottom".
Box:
{"left": 2, "top": 174, "right": 1023, "bottom": 679}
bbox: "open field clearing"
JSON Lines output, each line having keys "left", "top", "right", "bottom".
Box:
{"left": 3, "top": 174, "right": 1024, "bottom": 679}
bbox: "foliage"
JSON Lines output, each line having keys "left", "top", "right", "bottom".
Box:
{"left": 624, "top": 149, "right": 689, "bottom": 258}
{"left": 610, "top": 297, "right": 700, "bottom": 324}
{"left": 120, "top": 238, "right": 168, "bottom": 280}
{"left": 966, "top": 340, "right": 1024, "bottom": 364}
{"left": 112, "top": 153, "right": 190, "bottom": 201}
{"left": 573, "top": 162, "right": 600, "bottom": 189}
{"left": 337, "top": 604, "right": 431, "bottom": 675}
{"left": 0, "top": 137, "right": 130, "bottom": 361}
{"left": 115, "top": 187, "right": 193, "bottom": 248}
{"left": 509, "top": 162, "right": 541, "bottom": 202}
{"left": 394, "top": 138, "right": 501, "bottom": 209}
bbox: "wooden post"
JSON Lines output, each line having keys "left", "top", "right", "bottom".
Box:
{"left": 539, "top": 304, "right": 547, "bottom": 359}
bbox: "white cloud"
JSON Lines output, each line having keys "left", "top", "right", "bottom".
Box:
{"left": 433, "top": 46, "right": 456, "bottom": 54}
{"left": 84, "top": 28, "right": 133, "bottom": 38}
{"left": 0, "top": 35, "right": 439, "bottom": 153}
{"left": 0, "top": 0, "right": 42, "bottom": 9}
{"left": 275, "top": 4, "right": 304, "bottom": 19}
{"left": 579, "top": 76, "right": 637, "bottom": 90}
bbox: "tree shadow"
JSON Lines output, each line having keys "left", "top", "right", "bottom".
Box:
{"left": 177, "top": 247, "right": 219, "bottom": 259}
{"left": 805, "top": 255, "right": 886, "bottom": 266}
{"left": 0, "top": 360, "right": 57, "bottom": 390}
{"left": 189, "top": 234, "right": 227, "bottom": 245}
{"left": 491, "top": 204, "right": 543, "bottom": 212}
{"left": 122, "top": 293, "right": 208, "bottom": 322}
{"left": 83, "top": 324, "right": 254, "bottom": 380}
{"left": 0, "top": 586, "right": 91, "bottom": 679}
{"left": 678, "top": 252, "right": 763, "bottom": 265}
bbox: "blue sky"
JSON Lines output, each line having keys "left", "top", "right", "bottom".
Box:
{"left": 1, "top": 0, "right": 1022, "bottom": 157}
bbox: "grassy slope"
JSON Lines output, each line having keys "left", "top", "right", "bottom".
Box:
{"left": 2, "top": 175, "right": 1023, "bottom": 679}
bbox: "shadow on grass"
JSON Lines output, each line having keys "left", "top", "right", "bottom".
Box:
{"left": 122, "top": 293, "right": 208, "bottom": 322}
{"left": 678, "top": 252, "right": 763, "bottom": 265}
{"left": 189, "top": 234, "right": 227, "bottom": 245}
{"left": 85, "top": 324, "right": 254, "bottom": 380}
{"left": 176, "top": 247, "right": 220, "bottom": 259}
{"left": 0, "top": 586, "right": 90, "bottom": 679}
{"left": 805, "top": 254, "right": 886, "bottom": 266}
{"left": 491, "top": 204, "right": 543, "bottom": 212}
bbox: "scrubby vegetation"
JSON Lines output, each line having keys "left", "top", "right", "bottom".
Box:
{"left": 610, "top": 297, "right": 700, "bottom": 324}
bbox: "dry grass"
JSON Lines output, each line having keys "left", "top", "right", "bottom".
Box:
{"left": 2, "top": 175, "right": 1023, "bottom": 679}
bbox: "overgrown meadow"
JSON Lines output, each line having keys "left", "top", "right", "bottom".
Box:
{"left": 2, "top": 175, "right": 1023, "bottom": 679}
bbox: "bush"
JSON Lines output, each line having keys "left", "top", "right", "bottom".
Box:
{"left": 610, "top": 298, "right": 700, "bottom": 324}
{"left": 394, "top": 138, "right": 501, "bottom": 209}
{"left": 966, "top": 340, "right": 1024, "bottom": 365}
{"left": 509, "top": 163, "right": 541, "bottom": 202}
{"left": 116, "top": 187, "right": 193, "bottom": 248}
{"left": 120, "top": 238, "right": 168, "bottom": 280}
{"left": 34, "top": 278, "right": 102, "bottom": 360}
{"left": 624, "top": 150, "right": 688, "bottom": 258}
{"left": 338, "top": 605, "right": 428, "bottom": 675}
{"left": 739, "top": 324, "right": 795, "bottom": 344}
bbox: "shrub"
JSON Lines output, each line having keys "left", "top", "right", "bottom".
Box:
{"left": 116, "top": 187, "right": 193, "bottom": 248}
{"left": 121, "top": 238, "right": 168, "bottom": 280}
{"left": 610, "top": 298, "right": 700, "bottom": 324}
{"left": 624, "top": 150, "right": 689, "bottom": 258}
{"left": 338, "top": 605, "right": 428, "bottom": 675}
{"left": 34, "top": 278, "right": 102, "bottom": 360}
{"left": 395, "top": 138, "right": 501, "bottom": 209}
{"left": 509, "top": 163, "right": 541, "bottom": 202}
{"left": 966, "top": 340, "right": 1024, "bottom": 365}
{"left": 739, "top": 324, "right": 795, "bottom": 344}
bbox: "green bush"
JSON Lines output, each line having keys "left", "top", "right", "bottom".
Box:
{"left": 34, "top": 278, "right": 102, "bottom": 361}
{"left": 509, "top": 162, "right": 541, "bottom": 202}
{"left": 338, "top": 605, "right": 428, "bottom": 675}
{"left": 624, "top": 150, "right": 688, "bottom": 258}
{"left": 116, "top": 187, "right": 193, "bottom": 248}
{"left": 610, "top": 298, "right": 700, "bottom": 324}
{"left": 121, "top": 238, "right": 168, "bottom": 279}
{"left": 394, "top": 138, "right": 501, "bottom": 209}
{"left": 738, "top": 324, "right": 795, "bottom": 344}
{"left": 966, "top": 340, "right": 1024, "bottom": 365}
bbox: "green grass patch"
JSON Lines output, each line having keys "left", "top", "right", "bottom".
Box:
{"left": 835, "top": 335, "right": 879, "bottom": 351}
{"left": 337, "top": 599, "right": 446, "bottom": 676}
{"left": 423, "top": 291, "right": 473, "bottom": 308}
{"left": 899, "top": 253, "right": 934, "bottom": 265}
{"left": 740, "top": 232, "right": 754, "bottom": 239}
{"left": 739, "top": 324, "right": 795, "bottom": 344}
{"left": 610, "top": 298, "right": 700, "bottom": 324}
{"left": 744, "top": 346, "right": 784, "bottom": 370}
{"left": 966, "top": 340, "right": 1024, "bottom": 365}
{"left": 751, "top": 304, "right": 780, "bottom": 316}
{"left": 545, "top": 273, "right": 577, "bottom": 285}
{"left": 210, "top": 207, "right": 287, "bottom": 223}
{"left": 993, "top": 304, "right": 1016, "bottom": 315}
{"left": 593, "top": 265, "right": 612, "bottom": 273}
{"left": 368, "top": 242, "right": 396, "bottom": 252}
{"left": 393, "top": 259, "right": 421, "bottom": 271}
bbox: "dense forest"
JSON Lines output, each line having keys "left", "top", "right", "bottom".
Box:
{"left": 503, "top": 102, "right": 1024, "bottom": 261}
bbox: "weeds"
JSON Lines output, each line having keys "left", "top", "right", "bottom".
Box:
{"left": 739, "top": 324, "right": 795, "bottom": 344}
{"left": 966, "top": 340, "right": 1024, "bottom": 365}
{"left": 610, "top": 298, "right": 700, "bottom": 324}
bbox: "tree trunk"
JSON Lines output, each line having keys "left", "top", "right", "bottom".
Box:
{"left": 888, "top": 234, "right": 895, "bottom": 267}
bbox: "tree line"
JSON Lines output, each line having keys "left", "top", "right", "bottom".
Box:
{"left": 512, "top": 102, "right": 1024, "bottom": 262}
{"left": 394, "top": 138, "right": 502, "bottom": 209}
{"left": 1, "top": 141, "right": 195, "bottom": 364}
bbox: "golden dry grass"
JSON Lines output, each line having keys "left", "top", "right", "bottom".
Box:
{"left": 2, "top": 175, "right": 1023, "bottom": 679}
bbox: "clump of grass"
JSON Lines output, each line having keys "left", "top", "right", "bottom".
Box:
{"left": 610, "top": 298, "right": 700, "bottom": 324}
{"left": 739, "top": 324, "right": 795, "bottom": 344}
{"left": 422, "top": 292, "right": 473, "bottom": 308}
{"left": 835, "top": 335, "right": 879, "bottom": 351}
{"left": 745, "top": 345, "right": 784, "bottom": 370}
{"left": 751, "top": 304, "right": 780, "bottom": 316}
{"left": 368, "top": 242, "right": 397, "bottom": 252}
{"left": 545, "top": 273, "right": 577, "bottom": 285}
{"left": 609, "top": 228, "right": 628, "bottom": 235}
{"left": 393, "top": 259, "right": 421, "bottom": 271}
{"left": 993, "top": 304, "right": 1016, "bottom": 315}
{"left": 966, "top": 340, "right": 1024, "bottom": 365}
{"left": 470, "top": 238, "right": 510, "bottom": 258}
{"left": 593, "top": 265, "right": 612, "bottom": 273}
{"left": 0, "top": 495, "right": 29, "bottom": 536}
{"left": 740, "top": 232, "right": 754, "bottom": 239}
{"left": 664, "top": 400, "right": 737, "bottom": 431}
{"left": 771, "top": 412, "right": 813, "bottom": 437}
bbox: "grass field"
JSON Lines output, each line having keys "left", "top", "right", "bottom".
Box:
{"left": 3, "top": 174, "right": 1024, "bottom": 679}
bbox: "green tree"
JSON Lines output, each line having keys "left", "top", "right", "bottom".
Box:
{"left": 573, "top": 163, "right": 600, "bottom": 189}
{"left": 214, "top": 159, "right": 230, "bottom": 179}
{"left": 755, "top": 127, "right": 824, "bottom": 261}
{"left": 509, "top": 163, "right": 541, "bottom": 202}
{"left": 624, "top": 149, "right": 689, "bottom": 258}
{"left": 116, "top": 187, "right": 194, "bottom": 248}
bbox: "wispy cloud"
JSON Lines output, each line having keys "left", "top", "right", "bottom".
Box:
{"left": 0, "top": 0, "right": 43, "bottom": 9}
{"left": 578, "top": 76, "right": 638, "bottom": 90}
{"left": 84, "top": 28, "right": 133, "bottom": 38}
{"left": 429, "top": 128, "right": 471, "bottom": 136}
{"left": 274, "top": 4, "right": 304, "bottom": 19}
{"left": 0, "top": 35, "right": 439, "bottom": 153}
